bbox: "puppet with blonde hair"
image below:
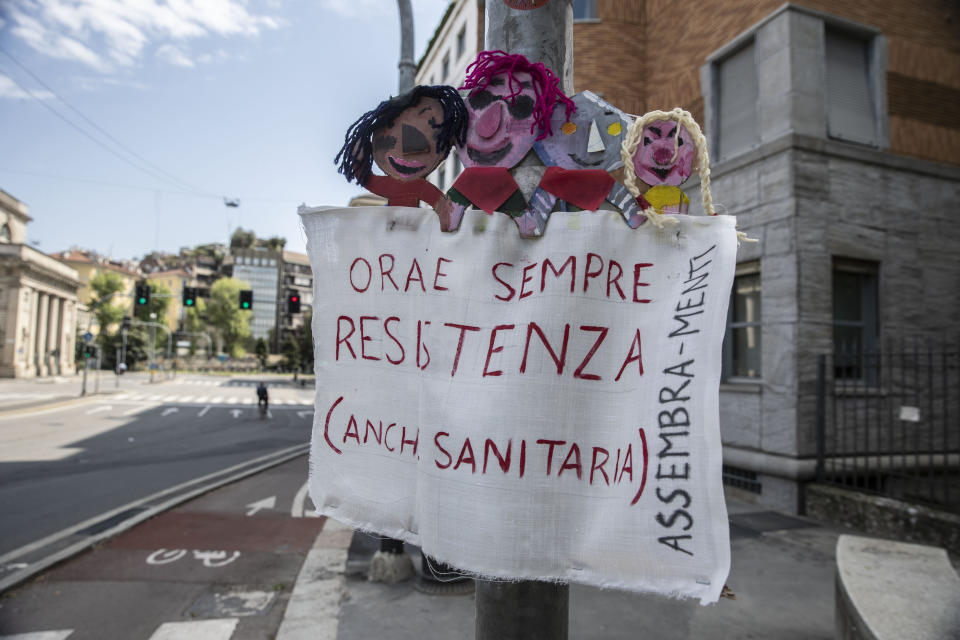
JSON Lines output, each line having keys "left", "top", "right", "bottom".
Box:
{"left": 620, "top": 108, "right": 715, "bottom": 228}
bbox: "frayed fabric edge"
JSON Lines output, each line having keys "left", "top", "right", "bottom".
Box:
{"left": 314, "top": 505, "right": 725, "bottom": 606}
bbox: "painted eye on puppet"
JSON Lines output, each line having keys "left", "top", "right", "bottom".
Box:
{"left": 607, "top": 122, "right": 622, "bottom": 136}
{"left": 468, "top": 90, "right": 496, "bottom": 110}
{"left": 507, "top": 95, "right": 535, "bottom": 119}
{"left": 561, "top": 122, "right": 577, "bottom": 135}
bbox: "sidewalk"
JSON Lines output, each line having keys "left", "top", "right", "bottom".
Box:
{"left": 280, "top": 490, "right": 844, "bottom": 640}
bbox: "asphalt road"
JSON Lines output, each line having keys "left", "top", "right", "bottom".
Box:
{"left": 0, "top": 455, "right": 329, "bottom": 640}
{"left": 0, "top": 375, "right": 315, "bottom": 559}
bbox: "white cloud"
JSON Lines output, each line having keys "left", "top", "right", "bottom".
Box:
{"left": 155, "top": 42, "right": 193, "bottom": 67}
{"left": 0, "top": 73, "right": 55, "bottom": 99}
{"left": 6, "top": 0, "right": 283, "bottom": 71}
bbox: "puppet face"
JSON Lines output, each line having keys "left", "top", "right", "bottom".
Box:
{"left": 459, "top": 71, "right": 538, "bottom": 168}
{"left": 534, "top": 91, "right": 629, "bottom": 171}
{"left": 631, "top": 119, "right": 695, "bottom": 187}
{"left": 371, "top": 97, "right": 447, "bottom": 181}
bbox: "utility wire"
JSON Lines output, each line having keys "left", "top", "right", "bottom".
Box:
{"left": 0, "top": 45, "right": 215, "bottom": 197}
{"left": 0, "top": 166, "right": 300, "bottom": 204}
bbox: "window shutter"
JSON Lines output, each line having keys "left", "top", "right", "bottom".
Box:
{"left": 718, "top": 43, "right": 759, "bottom": 160}
{"left": 826, "top": 30, "right": 876, "bottom": 145}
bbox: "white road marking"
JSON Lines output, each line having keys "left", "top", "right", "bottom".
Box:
{"left": 198, "top": 405, "right": 211, "bottom": 417}
{"left": 123, "top": 403, "right": 158, "bottom": 417}
{"left": 210, "top": 396, "right": 223, "bottom": 404}
{"left": 296, "top": 410, "right": 313, "bottom": 419}
{"left": 180, "top": 396, "right": 193, "bottom": 402}
{"left": 161, "top": 408, "right": 179, "bottom": 417}
{"left": 230, "top": 409, "right": 242, "bottom": 419}
{"left": 291, "top": 481, "right": 321, "bottom": 518}
{"left": 162, "top": 395, "right": 179, "bottom": 402}
{"left": 85, "top": 405, "right": 112, "bottom": 415}
{"left": 0, "top": 631, "right": 75, "bottom": 640}
{"left": 195, "top": 396, "right": 208, "bottom": 403}
{"left": 242, "top": 398, "right": 253, "bottom": 405}
{"left": 226, "top": 397, "right": 238, "bottom": 405}
{"left": 147, "top": 618, "right": 238, "bottom": 640}
{"left": 245, "top": 496, "right": 276, "bottom": 516}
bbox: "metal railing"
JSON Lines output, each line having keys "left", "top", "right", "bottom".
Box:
{"left": 815, "top": 338, "right": 960, "bottom": 513}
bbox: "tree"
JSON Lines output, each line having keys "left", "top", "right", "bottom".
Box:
{"left": 89, "top": 272, "right": 126, "bottom": 336}
{"left": 230, "top": 227, "right": 256, "bottom": 250}
{"left": 255, "top": 337, "right": 268, "bottom": 369}
{"left": 206, "top": 278, "right": 252, "bottom": 358}
{"left": 282, "top": 334, "right": 301, "bottom": 373}
{"left": 184, "top": 298, "right": 208, "bottom": 356}
{"left": 298, "top": 310, "right": 314, "bottom": 370}
{"left": 263, "top": 236, "right": 286, "bottom": 252}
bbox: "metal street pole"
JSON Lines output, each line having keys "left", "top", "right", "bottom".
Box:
{"left": 475, "top": 2, "right": 573, "bottom": 638}
{"left": 397, "top": 0, "right": 416, "bottom": 93}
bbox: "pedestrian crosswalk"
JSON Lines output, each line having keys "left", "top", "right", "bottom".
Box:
{"left": 0, "top": 618, "right": 242, "bottom": 640}
{"left": 111, "top": 393, "right": 313, "bottom": 406}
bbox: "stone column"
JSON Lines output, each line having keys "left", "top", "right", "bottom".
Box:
{"left": 48, "top": 297, "right": 62, "bottom": 375}
{"left": 25, "top": 289, "right": 38, "bottom": 376}
{"left": 35, "top": 292, "right": 49, "bottom": 377}
{"left": 58, "top": 299, "right": 72, "bottom": 375}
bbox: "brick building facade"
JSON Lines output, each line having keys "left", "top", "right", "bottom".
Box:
{"left": 416, "top": 0, "right": 960, "bottom": 513}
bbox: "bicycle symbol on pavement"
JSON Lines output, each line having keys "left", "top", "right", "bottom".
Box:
{"left": 146, "top": 548, "right": 241, "bottom": 567}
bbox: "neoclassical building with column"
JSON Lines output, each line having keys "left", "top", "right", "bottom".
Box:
{"left": 0, "top": 190, "right": 80, "bottom": 378}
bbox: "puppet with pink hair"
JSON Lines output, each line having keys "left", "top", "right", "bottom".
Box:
{"left": 445, "top": 50, "right": 575, "bottom": 236}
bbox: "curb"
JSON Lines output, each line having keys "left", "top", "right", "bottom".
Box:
{"left": 0, "top": 443, "right": 310, "bottom": 594}
{"left": 276, "top": 519, "right": 353, "bottom": 640}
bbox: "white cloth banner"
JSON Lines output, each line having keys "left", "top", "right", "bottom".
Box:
{"left": 301, "top": 206, "right": 735, "bottom": 604}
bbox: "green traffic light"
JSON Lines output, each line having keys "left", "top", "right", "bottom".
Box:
{"left": 139, "top": 297, "right": 147, "bottom": 305}
{"left": 185, "top": 299, "right": 194, "bottom": 306}
{"left": 242, "top": 302, "right": 250, "bottom": 309}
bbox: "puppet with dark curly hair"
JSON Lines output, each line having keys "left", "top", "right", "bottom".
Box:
{"left": 335, "top": 85, "right": 468, "bottom": 230}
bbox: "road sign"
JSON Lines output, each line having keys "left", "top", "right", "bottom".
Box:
{"left": 82, "top": 331, "right": 93, "bottom": 344}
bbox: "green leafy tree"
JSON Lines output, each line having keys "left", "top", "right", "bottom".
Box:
{"left": 262, "top": 236, "right": 286, "bottom": 252}
{"left": 230, "top": 227, "right": 256, "bottom": 249}
{"left": 133, "top": 281, "right": 172, "bottom": 355}
{"left": 298, "top": 310, "right": 313, "bottom": 370}
{"left": 89, "top": 272, "right": 126, "bottom": 339}
{"left": 184, "top": 298, "right": 208, "bottom": 356}
{"left": 255, "top": 337, "right": 268, "bottom": 369}
{"left": 282, "top": 334, "right": 301, "bottom": 373}
{"left": 207, "top": 278, "right": 252, "bottom": 358}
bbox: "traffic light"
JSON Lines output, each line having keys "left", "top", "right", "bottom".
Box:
{"left": 122, "top": 316, "right": 131, "bottom": 331}
{"left": 182, "top": 287, "right": 197, "bottom": 307}
{"left": 135, "top": 283, "right": 151, "bottom": 307}
{"left": 82, "top": 344, "right": 95, "bottom": 359}
{"left": 287, "top": 293, "right": 301, "bottom": 314}
{"left": 239, "top": 290, "right": 253, "bottom": 310}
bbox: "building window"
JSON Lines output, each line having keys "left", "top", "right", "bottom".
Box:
{"left": 723, "top": 263, "right": 761, "bottom": 380}
{"left": 0, "top": 223, "right": 10, "bottom": 243}
{"left": 457, "top": 26, "right": 467, "bottom": 59}
{"left": 716, "top": 41, "right": 758, "bottom": 160}
{"left": 825, "top": 28, "right": 877, "bottom": 146}
{"left": 573, "top": 0, "right": 597, "bottom": 20}
{"left": 833, "top": 258, "right": 879, "bottom": 381}
{"left": 442, "top": 53, "right": 450, "bottom": 82}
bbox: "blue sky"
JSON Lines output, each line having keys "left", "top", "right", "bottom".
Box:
{"left": 0, "top": 0, "right": 451, "bottom": 258}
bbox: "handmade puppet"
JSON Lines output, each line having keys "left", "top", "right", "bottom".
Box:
{"left": 532, "top": 90, "right": 645, "bottom": 228}
{"left": 620, "top": 108, "right": 716, "bottom": 226}
{"left": 445, "top": 50, "right": 574, "bottom": 235}
{"left": 335, "top": 85, "right": 469, "bottom": 230}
